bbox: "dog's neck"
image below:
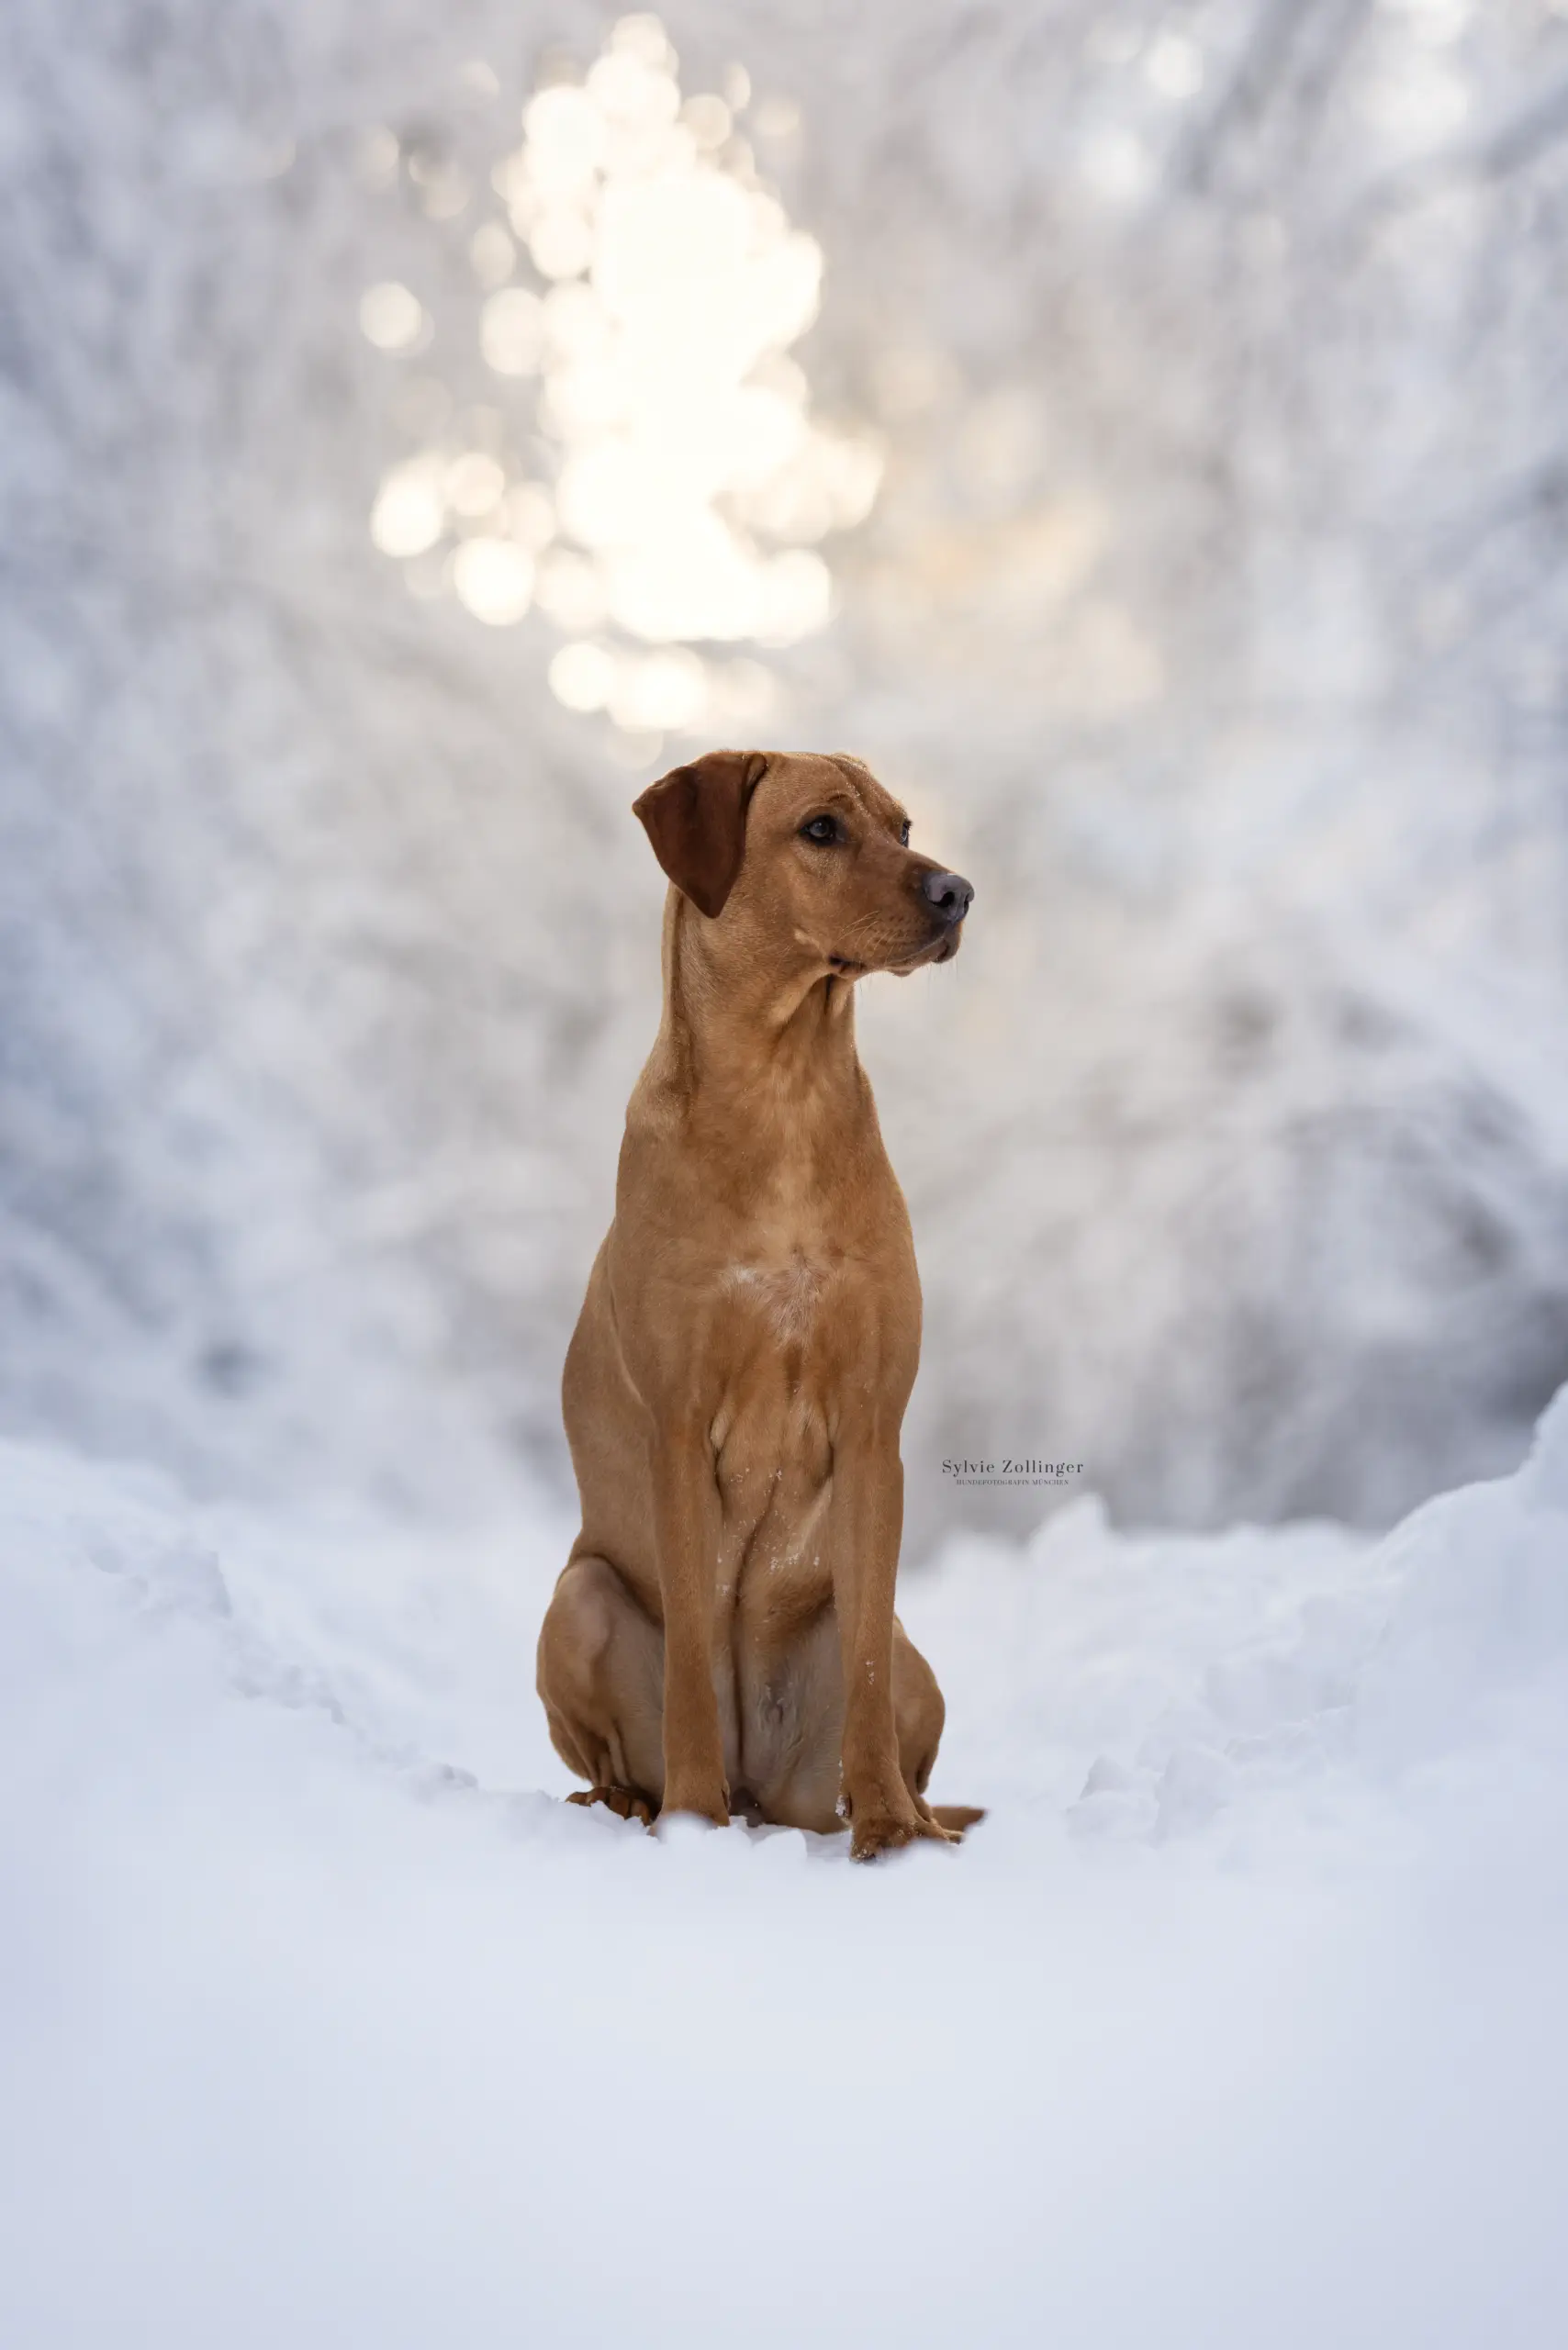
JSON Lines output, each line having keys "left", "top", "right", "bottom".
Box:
{"left": 653, "top": 888, "right": 864, "bottom": 1118}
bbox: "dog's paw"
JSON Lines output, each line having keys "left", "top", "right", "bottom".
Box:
{"left": 848, "top": 1807, "right": 959, "bottom": 1863}
{"left": 658, "top": 1780, "right": 732, "bottom": 1830}
{"left": 566, "top": 1784, "right": 656, "bottom": 1827}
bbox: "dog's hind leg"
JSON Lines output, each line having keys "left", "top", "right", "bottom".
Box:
{"left": 745, "top": 1612, "right": 981, "bottom": 1841}
{"left": 536, "top": 1550, "right": 666, "bottom": 1818}
{"left": 893, "top": 1623, "right": 984, "bottom": 1840}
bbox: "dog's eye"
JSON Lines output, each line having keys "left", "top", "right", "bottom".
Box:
{"left": 899, "top": 820, "right": 912, "bottom": 846}
{"left": 800, "top": 815, "right": 839, "bottom": 844}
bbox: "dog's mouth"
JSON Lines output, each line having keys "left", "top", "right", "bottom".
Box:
{"left": 827, "top": 923, "right": 965, "bottom": 981}
{"left": 890, "top": 925, "right": 964, "bottom": 978}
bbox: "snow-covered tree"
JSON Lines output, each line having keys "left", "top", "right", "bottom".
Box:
{"left": 3, "top": 0, "right": 1565, "bottom": 1530}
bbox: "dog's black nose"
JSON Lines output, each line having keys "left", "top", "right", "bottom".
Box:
{"left": 921, "top": 869, "right": 973, "bottom": 924}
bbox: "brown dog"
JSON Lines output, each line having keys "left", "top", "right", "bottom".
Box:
{"left": 535, "top": 749, "right": 978, "bottom": 1859}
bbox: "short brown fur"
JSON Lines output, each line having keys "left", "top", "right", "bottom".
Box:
{"left": 536, "top": 749, "right": 977, "bottom": 1860}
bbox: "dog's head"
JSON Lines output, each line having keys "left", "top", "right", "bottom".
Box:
{"left": 633, "top": 749, "right": 972, "bottom": 979}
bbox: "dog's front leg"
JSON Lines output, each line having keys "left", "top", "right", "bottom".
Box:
{"left": 652, "top": 1418, "right": 731, "bottom": 1826}
{"left": 832, "top": 1432, "right": 956, "bottom": 1860}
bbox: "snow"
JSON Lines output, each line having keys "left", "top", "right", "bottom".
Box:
{"left": 5, "top": 1397, "right": 1567, "bottom": 2347}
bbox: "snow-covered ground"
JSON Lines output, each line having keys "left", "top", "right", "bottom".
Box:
{"left": 4, "top": 1402, "right": 1567, "bottom": 2348}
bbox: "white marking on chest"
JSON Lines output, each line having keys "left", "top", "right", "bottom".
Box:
{"left": 721, "top": 1252, "right": 827, "bottom": 1342}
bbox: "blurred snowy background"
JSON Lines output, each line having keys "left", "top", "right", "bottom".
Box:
{"left": 6, "top": 0, "right": 1568, "bottom": 1542}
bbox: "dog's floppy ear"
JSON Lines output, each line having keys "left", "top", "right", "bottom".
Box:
{"left": 633, "top": 750, "right": 768, "bottom": 919}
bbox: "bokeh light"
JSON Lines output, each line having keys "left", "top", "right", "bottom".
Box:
{"left": 359, "top": 281, "right": 427, "bottom": 352}
{"left": 360, "top": 11, "right": 881, "bottom": 734}
{"left": 452, "top": 538, "right": 535, "bottom": 625}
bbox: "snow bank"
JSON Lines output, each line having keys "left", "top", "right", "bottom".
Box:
{"left": 3, "top": 1404, "right": 1567, "bottom": 2347}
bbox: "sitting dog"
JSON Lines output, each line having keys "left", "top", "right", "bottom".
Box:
{"left": 536, "top": 749, "right": 979, "bottom": 1859}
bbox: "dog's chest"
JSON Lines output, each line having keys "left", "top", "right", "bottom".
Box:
{"left": 718, "top": 1250, "right": 827, "bottom": 1346}
{"left": 706, "top": 1245, "right": 846, "bottom": 1511}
